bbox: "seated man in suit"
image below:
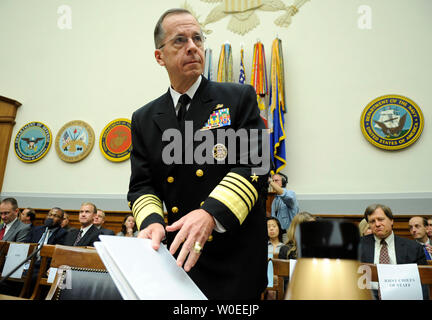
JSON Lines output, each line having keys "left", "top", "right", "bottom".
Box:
{"left": 25, "top": 207, "right": 69, "bottom": 296}
{"left": 64, "top": 202, "right": 101, "bottom": 247}
{"left": 359, "top": 204, "right": 428, "bottom": 299}
{"left": 26, "top": 207, "right": 68, "bottom": 245}
{"left": 93, "top": 209, "right": 115, "bottom": 235}
{"left": 409, "top": 216, "right": 432, "bottom": 260}
{"left": 20, "top": 207, "right": 36, "bottom": 231}
{"left": 0, "top": 197, "right": 31, "bottom": 242}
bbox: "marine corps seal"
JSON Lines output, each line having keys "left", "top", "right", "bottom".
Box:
{"left": 14, "top": 121, "right": 52, "bottom": 163}
{"left": 99, "top": 118, "right": 132, "bottom": 162}
{"left": 360, "top": 95, "right": 424, "bottom": 150}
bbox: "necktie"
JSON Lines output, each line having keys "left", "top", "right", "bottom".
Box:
{"left": 423, "top": 245, "right": 431, "bottom": 260}
{"left": 176, "top": 94, "right": 191, "bottom": 125}
{"left": 378, "top": 239, "right": 390, "bottom": 299}
{"left": 379, "top": 239, "right": 390, "bottom": 264}
{"left": 0, "top": 225, "right": 6, "bottom": 240}
{"left": 73, "top": 229, "right": 83, "bottom": 246}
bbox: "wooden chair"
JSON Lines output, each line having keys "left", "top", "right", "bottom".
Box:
{"left": 45, "top": 245, "right": 122, "bottom": 300}
{"left": 0, "top": 241, "right": 38, "bottom": 298}
{"left": 362, "top": 263, "right": 432, "bottom": 300}
{"left": 269, "top": 258, "right": 290, "bottom": 300}
{"left": 427, "top": 260, "right": 432, "bottom": 266}
{"left": 261, "top": 254, "right": 286, "bottom": 300}
{"left": 28, "top": 244, "right": 56, "bottom": 300}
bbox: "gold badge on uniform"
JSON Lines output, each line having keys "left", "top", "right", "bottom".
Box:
{"left": 212, "top": 143, "right": 228, "bottom": 161}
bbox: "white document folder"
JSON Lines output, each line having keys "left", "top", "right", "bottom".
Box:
{"left": 94, "top": 235, "right": 207, "bottom": 300}
{"left": 1, "top": 243, "right": 30, "bottom": 279}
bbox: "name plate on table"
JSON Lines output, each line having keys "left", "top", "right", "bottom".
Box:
{"left": 1, "top": 243, "right": 30, "bottom": 279}
{"left": 377, "top": 263, "right": 423, "bottom": 300}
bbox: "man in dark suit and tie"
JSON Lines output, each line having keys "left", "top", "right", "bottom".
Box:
{"left": 64, "top": 202, "right": 101, "bottom": 247}
{"left": 0, "top": 198, "right": 30, "bottom": 242}
{"left": 408, "top": 216, "right": 432, "bottom": 260}
{"left": 127, "top": 8, "right": 269, "bottom": 299}
{"left": 359, "top": 204, "right": 428, "bottom": 299}
{"left": 93, "top": 209, "right": 115, "bottom": 236}
{"left": 26, "top": 207, "right": 68, "bottom": 245}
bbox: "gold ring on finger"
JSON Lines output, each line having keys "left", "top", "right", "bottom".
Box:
{"left": 193, "top": 241, "right": 202, "bottom": 254}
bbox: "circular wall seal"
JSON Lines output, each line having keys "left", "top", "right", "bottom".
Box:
{"left": 99, "top": 118, "right": 132, "bottom": 162}
{"left": 14, "top": 121, "right": 52, "bottom": 163}
{"left": 360, "top": 95, "right": 424, "bottom": 150}
{"left": 55, "top": 120, "right": 95, "bottom": 163}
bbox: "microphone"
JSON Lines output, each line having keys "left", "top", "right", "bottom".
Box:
{"left": 0, "top": 218, "right": 54, "bottom": 287}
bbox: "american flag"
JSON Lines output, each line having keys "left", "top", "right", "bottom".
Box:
{"left": 63, "top": 131, "right": 71, "bottom": 143}
{"left": 239, "top": 47, "right": 245, "bottom": 84}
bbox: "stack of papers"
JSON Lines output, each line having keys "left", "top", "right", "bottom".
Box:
{"left": 94, "top": 235, "right": 207, "bottom": 300}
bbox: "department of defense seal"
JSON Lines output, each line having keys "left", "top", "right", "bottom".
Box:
{"left": 55, "top": 120, "right": 95, "bottom": 163}
{"left": 360, "top": 95, "right": 424, "bottom": 150}
{"left": 99, "top": 118, "right": 132, "bottom": 162}
{"left": 14, "top": 121, "right": 52, "bottom": 163}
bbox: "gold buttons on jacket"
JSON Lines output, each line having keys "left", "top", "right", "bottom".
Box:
{"left": 167, "top": 176, "right": 174, "bottom": 183}
{"left": 207, "top": 235, "right": 213, "bottom": 242}
{"left": 171, "top": 207, "right": 179, "bottom": 214}
{"left": 196, "top": 169, "right": 204, "bottom": 177}
{"left": 200, "top": 201, "right": 204, "bottom": 206}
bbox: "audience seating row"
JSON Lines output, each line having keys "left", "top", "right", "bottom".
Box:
{"left": 0, "top": 241, "right": 120, "bottom": 300}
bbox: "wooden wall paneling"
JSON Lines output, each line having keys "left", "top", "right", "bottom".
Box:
{"left": 0, "top": 96, "right": 22, "bottom": 192}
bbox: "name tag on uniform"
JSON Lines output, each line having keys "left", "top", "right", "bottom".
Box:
{"left": 201, "top": 106, "right": 231, "bottom": 130}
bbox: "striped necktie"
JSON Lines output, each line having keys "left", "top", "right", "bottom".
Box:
{"left": 74, "top": 229, "right": 83, "bottom": 246}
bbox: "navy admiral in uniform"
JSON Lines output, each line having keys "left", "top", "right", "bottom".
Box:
{"left": 127, "top": 8, "right": 269, "bottom": 299}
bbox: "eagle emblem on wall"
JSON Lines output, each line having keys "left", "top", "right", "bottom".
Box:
{"left": 185, "top": 0, "right": 310, "bottom": 35}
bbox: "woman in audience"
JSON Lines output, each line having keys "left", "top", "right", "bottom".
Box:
{"left": 116, "top": 214, "right": 138, "bottom": 237}
{"left": 267, "top": 217, "right": 284, "bottom": 257}
{"left": 279, "top": 211, "right": 316, "bottom": 259}
{"left": 358, "top": 218, "right": 372, "bottom": 236}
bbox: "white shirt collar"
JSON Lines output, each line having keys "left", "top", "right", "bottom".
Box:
{"left": 374, "top": 231, "right": 394, "bottom": 246}
{"left": 169, "top": 76, "right": 202, "bottom": 113}
{"left": 80, "top": 223, "right": 93, "bottom": 236}
{"left": 5, "top": 217, "right": 18, "bottom": 229}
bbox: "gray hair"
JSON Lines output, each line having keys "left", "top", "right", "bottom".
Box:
{"left": 154, "top": 8, "right": 195, "bottom": 49}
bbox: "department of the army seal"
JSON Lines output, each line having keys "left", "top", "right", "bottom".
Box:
{"left": 360, "top": 95, "right": 424, "bottom": 150}
{"left": 55, "top": 120, "right": 95, "bottom": 163}
{"left": 99, "top": 118, "right": 132, "bottom": 162}
{"left": 14, "top": 121, "right": 52, "bottom": 163}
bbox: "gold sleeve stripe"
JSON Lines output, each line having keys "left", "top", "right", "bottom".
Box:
{"left": 219, "top": 181, "right": 252, "bottom": 211}
{"left": 132, "top": 194, "right": 163, "bottom": 229}
{"left": 209, "top": 184, "right": 250, "bottom": 224}
{"left": 133, "top": 198, "right": 162, "bottom": 214}
{"left": 226, "top": 172, "right": 258, "bottom": 201}
{"left": 222, "top": 176, "right": 255, "bottom": 207}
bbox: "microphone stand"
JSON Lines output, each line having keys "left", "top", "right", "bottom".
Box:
{"left": 0, "top": 227, "right": 50, "bottom": 287}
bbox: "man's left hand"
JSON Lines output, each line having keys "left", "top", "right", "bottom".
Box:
{"left": 166, "top": 209, "right": 215, "bottom": 272}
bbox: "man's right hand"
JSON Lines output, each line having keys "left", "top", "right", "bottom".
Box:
{"left": 137, "top": 223, "right": 165, "bottom": 250}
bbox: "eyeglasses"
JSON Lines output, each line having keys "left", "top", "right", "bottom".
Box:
{"left": 158, "top": 34, "right": 205, "bottom": 49}
{"left": 47, "top": 213, "right": 63, "bottom": 219}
